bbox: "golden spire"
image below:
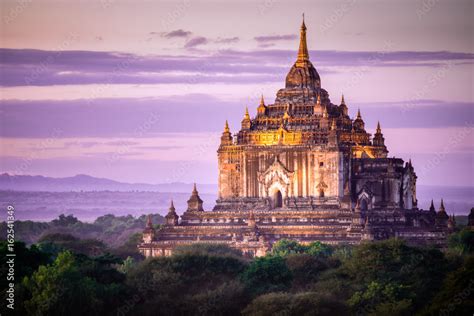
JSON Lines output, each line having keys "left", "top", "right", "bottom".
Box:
{"left": 224, "top": 120, "right": 230, "bottom": 133}
{"left": 260, "top": 94, "right": 265, "bottom": 106}
{"left": 244, "top": 106, "right": 250, "bottom": 120}
{"left": 296, "top": 14, "right": 310, "bottom": 65}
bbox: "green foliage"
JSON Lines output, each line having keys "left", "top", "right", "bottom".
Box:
{"left": 3, "top": 230, "right": 473, "bottom": 315}
{"left": 241, "top": 256, "right": 292, "bottom": 295}
{"left": 330, "top": 245, "right": 353, "bottom": 262}
{"left": 0, "top": 213, "right": 164, "bottom": 251}
{"left": 421, "top": 255, "right": 474, "bottom": 316}
{"left": 285, "top": 254, "right": 333, "bottom": 291}
{"left": 271, "top": 239, "right": 333, "bottom": 257}
{"left": 174, "top": 243, "right": 243, "bottom": 258}
{"left": 242, "top": 291, "right": 349, "bottom": 316}
{"left": 22, "top": 251, "right": 101, "bottom": 315}
{"left": 448, "top": 228, "right": 474, "bottom": 254}
{"left": 185, "top": 281, "right": 248, "bottom": 316}
{"left": 126, "top": 247, "right": 249, "bottom": 315}
{"left": 306, "top": 241, "right": 333, "bottom": 257}
{"left": 348, "top": 281, "right": 413, "bottom": 315}
{"left": 38, "top": 233, "right": 108, "bottom": 257}
{"left": 271, "top": 239, "right": 307, "bottom": 256}
{"left": 0, "top": 241, "right": 51, "bottom": 315}
{"left": 117, "top": 256, "right": 135, "bottom": 274}
{"left": 341, "top": 239, "right": 448, "bottom": 313}
{"left": 51, "top": 214, "right": 79, "bottom": 226}
{"left": 110, "top": 232, "right": 145, "bottom": 260}
{"left": 242, "top": 292, "right": 292, "bottom": 315}
{"left": 22, "top": 251, "right": 128, "bottom": 316}
{"left": 0, "top": 241, "right": 50, "bottom": 288}
{"left": 0, "top": 220, "right": 50, "bottom": 244}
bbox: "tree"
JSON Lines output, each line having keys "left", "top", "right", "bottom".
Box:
{"left": 421, "top": 255, "right": 474, "bottom": 316}
{"left": 242, "top": 291, "right": 349, "bottom": 316}
{"left": 306, "top": 241, "right": 333, "bottom": 257}
{"left": 348, "top": 281, "right": 413, "bottom": 315}
{"left": 126, "top": 249, "right": 248, "bottom": 315}
{"left": 174, "top": 243, "right": 243, "bottom": 258}
{"left": 117, "top": 256, "right": 135, "bottom": 274}
{"left": 285, "top": 254, "right": 331, "bottom": 291}
{"left": 342, "top": 239, "right": 448, "bottom": 313}
{"left": 0, "top": 241, "right": 51, "bottom": 316}
{"left": 22, "top": 251, "right": 128, "bottom": 316}
{"left": 37, "top": 233, "right": 108, "bottom": 257}
{"left": 271, "top": 239, "right": 333, "bottom": 257}
{"left": 241, "top": 256, "right": 292, "bottom": 295}
{"left": 271, "top": 239, "right": 307, "bottom": 256}
{"left": 0, "top": 241, "right": 50, "bottom": 288}
{"left": 22, "top": 251, "right": 101, "bottom": 315}
{"left": 448, "top": 228, "right": 474, "bottom": 255}
{"left": 51, "top": 214, "right": 79, "bottom": 227}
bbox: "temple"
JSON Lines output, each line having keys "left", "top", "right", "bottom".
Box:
{"left": 139, "top": 18, "right": 453, "bottom": 258}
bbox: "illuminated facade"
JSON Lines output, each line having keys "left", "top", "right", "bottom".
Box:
{"left": 139, "top": 19, "right": 451, "bottom": 258}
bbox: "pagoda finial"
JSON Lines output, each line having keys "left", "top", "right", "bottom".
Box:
{"left": 429, "top": 199, "right": 435, "bottom": 212}
{"left": 193, "top": 182, "right": 198, "bottom": 194}
{"left": 376, "top": 121, "right": 381, "bottom": 133}
{"left": 341, "top": 94, "right": 345, "bottom": 105}
{"left": 297, "top": 14, "right": 309, "bottom": 64}
{"left": 224, "top": 120, "right": 230, "bottom": 133}
{"left": 357, "top": 108, "right": 361, "bottom": 119}
{"left": 440, "top": 199, "right": 445, "bottom": 212}
{"left": 169, "top": 199, "right": 175, "bottom": 211}
{"left": 260, "top": 94, "right": 265, "bottom": 106}
{"left": 244, "top": 106, "right": 250, "bottom": 120}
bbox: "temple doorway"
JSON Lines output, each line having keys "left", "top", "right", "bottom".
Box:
{"left": 273, "top": 190, "right": 283, "bottom": 208}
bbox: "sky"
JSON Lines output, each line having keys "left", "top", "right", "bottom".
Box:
{"left": 0, "top": 0, "right": 473, "bottom": 187}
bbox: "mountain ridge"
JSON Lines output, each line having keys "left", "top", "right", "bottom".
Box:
{"left": 0, "top": 173, "right": 218, "bottom": 194}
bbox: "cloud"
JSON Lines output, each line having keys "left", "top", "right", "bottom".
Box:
{"left": 0, "top": 96, "right": 472, "bottom": 138}
{"left": 254, "top": 34, "right": 297, "bottom": 43}
{"left": 160, "top": 29, "right": 192, "bottom": 38}
{"left": 184, "top": 36, "right": 209, "bottom": 48}
{"left": 0, "top": 48, "right": 473, "bottom": 87}
{"left": 215, "top": 37, "right": 240, "bottom": 44}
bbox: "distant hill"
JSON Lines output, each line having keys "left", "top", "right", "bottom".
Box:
{"left": 0, "top": 173, "right": 217, "bottom": 194}
{"left": 0, "top": 174, "right": 472, "bottom": 218}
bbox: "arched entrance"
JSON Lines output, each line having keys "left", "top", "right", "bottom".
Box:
{"left": 273, "top": 190, "right": 283, "bottom": 208}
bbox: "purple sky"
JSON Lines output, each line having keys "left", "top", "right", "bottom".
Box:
{"left": 0, "top": 0, "right": 473, "bottom": 187}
